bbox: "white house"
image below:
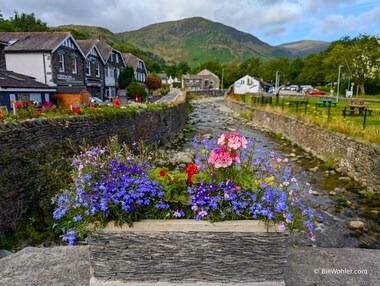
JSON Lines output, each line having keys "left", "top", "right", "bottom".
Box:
{"left": 234, "top": 75, "right": 261, "bottom": 94}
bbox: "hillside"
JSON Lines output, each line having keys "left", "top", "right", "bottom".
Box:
{"left": 277, "top": 40, "right": 330, "bottom": 58}
{"left": 57, "top": 18, "right": 330, "bottom": 66}
{"left": 117, "top": 17, "right": 293, "bottom": 65}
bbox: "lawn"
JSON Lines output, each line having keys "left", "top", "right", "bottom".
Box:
{"left": 242, "top": 94, "right": 380, "bottom": 144}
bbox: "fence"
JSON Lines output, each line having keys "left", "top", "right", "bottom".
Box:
{"left": 250, "top": 95, "right": 380, "bottom": 129}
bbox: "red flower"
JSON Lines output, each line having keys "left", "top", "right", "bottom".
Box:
{"left": 72, "top": 108, "right": 81, "bottom": 115}
{"left": 185, "top": 163, "right": 198, "bottom": 184}
{"left": 158, "top": 169, "right": 166, "bottom": 177}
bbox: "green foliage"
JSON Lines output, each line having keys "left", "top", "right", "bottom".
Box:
{"left": 127, "top": 81, "right": 147, "bottom": 100}
{"left": 0, "top": 11, "right": 50, "bottom": 32}
{"left": 119, "top": 66, "right": 135, "bottom": 89}
{"left": 149, "top": 168, "right": 190, "bottom": 205}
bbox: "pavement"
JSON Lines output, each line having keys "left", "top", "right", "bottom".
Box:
{"left": 0, "top": 245, "right": 379, "bottom": 286}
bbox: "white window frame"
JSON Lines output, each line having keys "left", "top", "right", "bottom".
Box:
{"left": 96, "top": 63, "right": 101, "bottom": 78}
{"left": 86, "top": 61, "right": 91, "bottom": 76}
{"left": 58, "top": 54, "right": 65, "bottom": 72}
{"left": 72, "top": 57, "right": 77, "bottom": 74}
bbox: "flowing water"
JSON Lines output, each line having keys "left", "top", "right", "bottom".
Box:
{"left": 171, "top": 97, "right": 380, "bottom": 249}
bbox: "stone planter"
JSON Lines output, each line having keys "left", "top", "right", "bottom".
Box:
{"left": 89, "top": 220, "right": 288, "bottom": 286}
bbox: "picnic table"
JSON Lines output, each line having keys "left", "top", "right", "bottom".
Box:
{"left": 349, "top": 104, "right": 365, "bottom": 116}
{"left": 316, "top": 99, "right": 337, "bottom": 110}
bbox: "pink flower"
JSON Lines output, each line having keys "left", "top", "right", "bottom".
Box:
{"left": 15, "top": 102, "right": 23, "bottom": 108}
{"left": 217, "top": 133, "right": 247, "bottom": 150}
{"left": 278, "top": 221, "right": 286, "bottom": 232}
{"left": 208, "top": 147, "right": 233, "bottom": 168}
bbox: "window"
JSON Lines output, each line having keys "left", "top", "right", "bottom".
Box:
{"left": 58, "top": 54, "right": 65, "bottom": 72}
{"left": 86, "top": 61, "right": 91, "bottom": 76}
{"left": 96, "top": 63, "right": 100, "bottom": 77}
{"left": 115, "top": 54, "right": 119, "bottom": 63}
{"left": 241, "top": 80, "right": 245, "bottom": 84}
{"left": 72, "top": 57, "right": 77, "bottom": 74}
{"left": 116, "top": 68, "right": 120, "bottom": 79}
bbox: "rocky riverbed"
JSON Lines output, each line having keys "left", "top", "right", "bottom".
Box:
{"left": 166, "top": 97, "right": 380, "bottom": 249}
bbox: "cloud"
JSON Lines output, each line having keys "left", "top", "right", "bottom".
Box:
{"left": 263, "top": 27, "right": 288, "bottom": 37}
{"left": 309, "top": 5, "right": 380, "bottom": 40}
{"left": 0, "top": 0, "right": 378, "bottom": 45}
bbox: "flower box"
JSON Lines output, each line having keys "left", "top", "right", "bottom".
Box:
{"left": 89, "top": 220, "right": 288, "bottom": 286}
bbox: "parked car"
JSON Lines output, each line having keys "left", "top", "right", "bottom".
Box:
{"left": 90, "top": 97, "right": 111, "bottom": 106}
{"left": 289, "top": 85, "right": 300, "bottom": 92}
{"left": 307, "top": 89, "right": 326, "bottom": 95}
{"left": 301, "top": 86, "right": 313, "bottom": 94}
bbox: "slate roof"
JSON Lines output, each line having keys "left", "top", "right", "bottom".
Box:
{"left": 197, "top": 69, "right": 219, "bottom": 79}
{"left": 77, "top": 40, "right": 95, "bottom": 55}
{"left": 0, "top": 32, "right": 71, "bottom": 53}
{"left": 77, "top": 40, "right": 105, "bottom": 64}
{"left": 123, "top": 53, "right": 143, "bottom": 70}
{"left": 0, "top": 68, "right": 56, "bottom": 89}
{"left": 56, "top": 86, "right": 88, "bottom": 93}
{"left": 95, "top": 39, "right": 114, "bottom": 62}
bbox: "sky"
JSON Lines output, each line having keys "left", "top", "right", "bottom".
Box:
{"left": 1, "top": 0, "right": 379, "bottom": 46}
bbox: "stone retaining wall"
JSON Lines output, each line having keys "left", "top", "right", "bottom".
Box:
{"left": 225, "top": 98, "right": 380, "bottom": 193}
{"left": 0, "top": 104, "right": 187, "bottom": 235}
{"left": 186, "top": 89, "right": 226, "bottom": 97}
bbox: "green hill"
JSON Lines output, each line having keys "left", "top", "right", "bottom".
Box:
{"left": 57, "top": 17, "right": 330, "bottom": 66}
{"left": 117, "top": 17, "right": 293, "bottom": 65}
{"left": 277, "top": 40, "right": 330, "bottom": 58}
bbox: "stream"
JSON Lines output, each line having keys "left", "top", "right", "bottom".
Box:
{"left": 169, "top": 97, "right": 380, "bottom": 249}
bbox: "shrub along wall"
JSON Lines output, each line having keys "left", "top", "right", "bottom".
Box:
{"left": 0, "top": 104, "right": 187, "bottom": 237}
{"left": 225, "top": 98, "right": 380, "bottom": 193}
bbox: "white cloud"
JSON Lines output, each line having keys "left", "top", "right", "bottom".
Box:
{"left": 0, "top": 0, "right": 378, "bottom": 45}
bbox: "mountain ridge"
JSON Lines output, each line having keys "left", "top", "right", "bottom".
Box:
{"left": 57, "top": 17, "right": 330, "bottom": 66}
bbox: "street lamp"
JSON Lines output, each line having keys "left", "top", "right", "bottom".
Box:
{"left": 337, "top": 65, "right": 344, "bottom": 102}
{"left": 275, "top": 71, "right": 279, "bottom": 91}
{"left": 220, "top": 68, "right": 224, "bottom": 90}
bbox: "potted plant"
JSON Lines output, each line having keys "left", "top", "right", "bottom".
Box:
{"left": 51, "top": 133, "right": 319, "bottom": 285}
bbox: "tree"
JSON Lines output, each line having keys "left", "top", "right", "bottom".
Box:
{"left": 239, "top": 57, "right": 262, "bottom": 78}
{"left": 0, "top": 11, "right": 50, "bottom": 32}
{"left": 289, "top": 58, "right": 304, "bottom": 84}
{"left": 145, "top": 76, "right": 161, "bottom": 90}
{"left": 176, "top": 61, "right": 191, "bottom": 77}
{"left": 127, "top": 81, "right": 146, "bottom": 101}
{"left": 199, "top": 60, "right": 222, "bottom": 79}
{"left": 118, "top": 66, "right": 135, "bottom": 89}
{"left": 297, "top": 54, "right": 324, "bottom": 86}
{"left": 323, "top": 35, "right": 380, "bottom": 95}
{"left": 223, "top": 61, "right": 242, "bottom": 89}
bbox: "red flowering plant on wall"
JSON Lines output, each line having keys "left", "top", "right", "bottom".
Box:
{"left": 52, "top": 133, "right": 321, "bottom": 245}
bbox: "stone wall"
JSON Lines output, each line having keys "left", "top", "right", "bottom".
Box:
{"left": 186, "top": 89, "right": 226, "bottom": 97}
{"left": 0, "top": 104, "right": 187, "bottom": 235}
{"left": 225, "top": 98, "right": 380, "bottom": 193}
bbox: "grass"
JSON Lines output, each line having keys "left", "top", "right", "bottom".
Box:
{"left": 249, "top": 95, "right": 380, "bottom": 144}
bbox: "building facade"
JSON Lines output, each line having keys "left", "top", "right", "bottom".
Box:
{"left": 77, "top": 40, "right": 105, "bottom": 99}
{"left": 0, "top": 32, "right": 85, "bottom": 87}
{"left": 182, "top": 69, "right": 220, "bottom": 90}
{"left": 96, "top": 39, "right": 125, "bottom": 100}
{"left": 123, "top": 53, "right": 148, "bottom": 84}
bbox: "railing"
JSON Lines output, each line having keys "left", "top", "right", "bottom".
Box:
{"left": 251, "top": 95, "right": 380, "bottom": 129}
